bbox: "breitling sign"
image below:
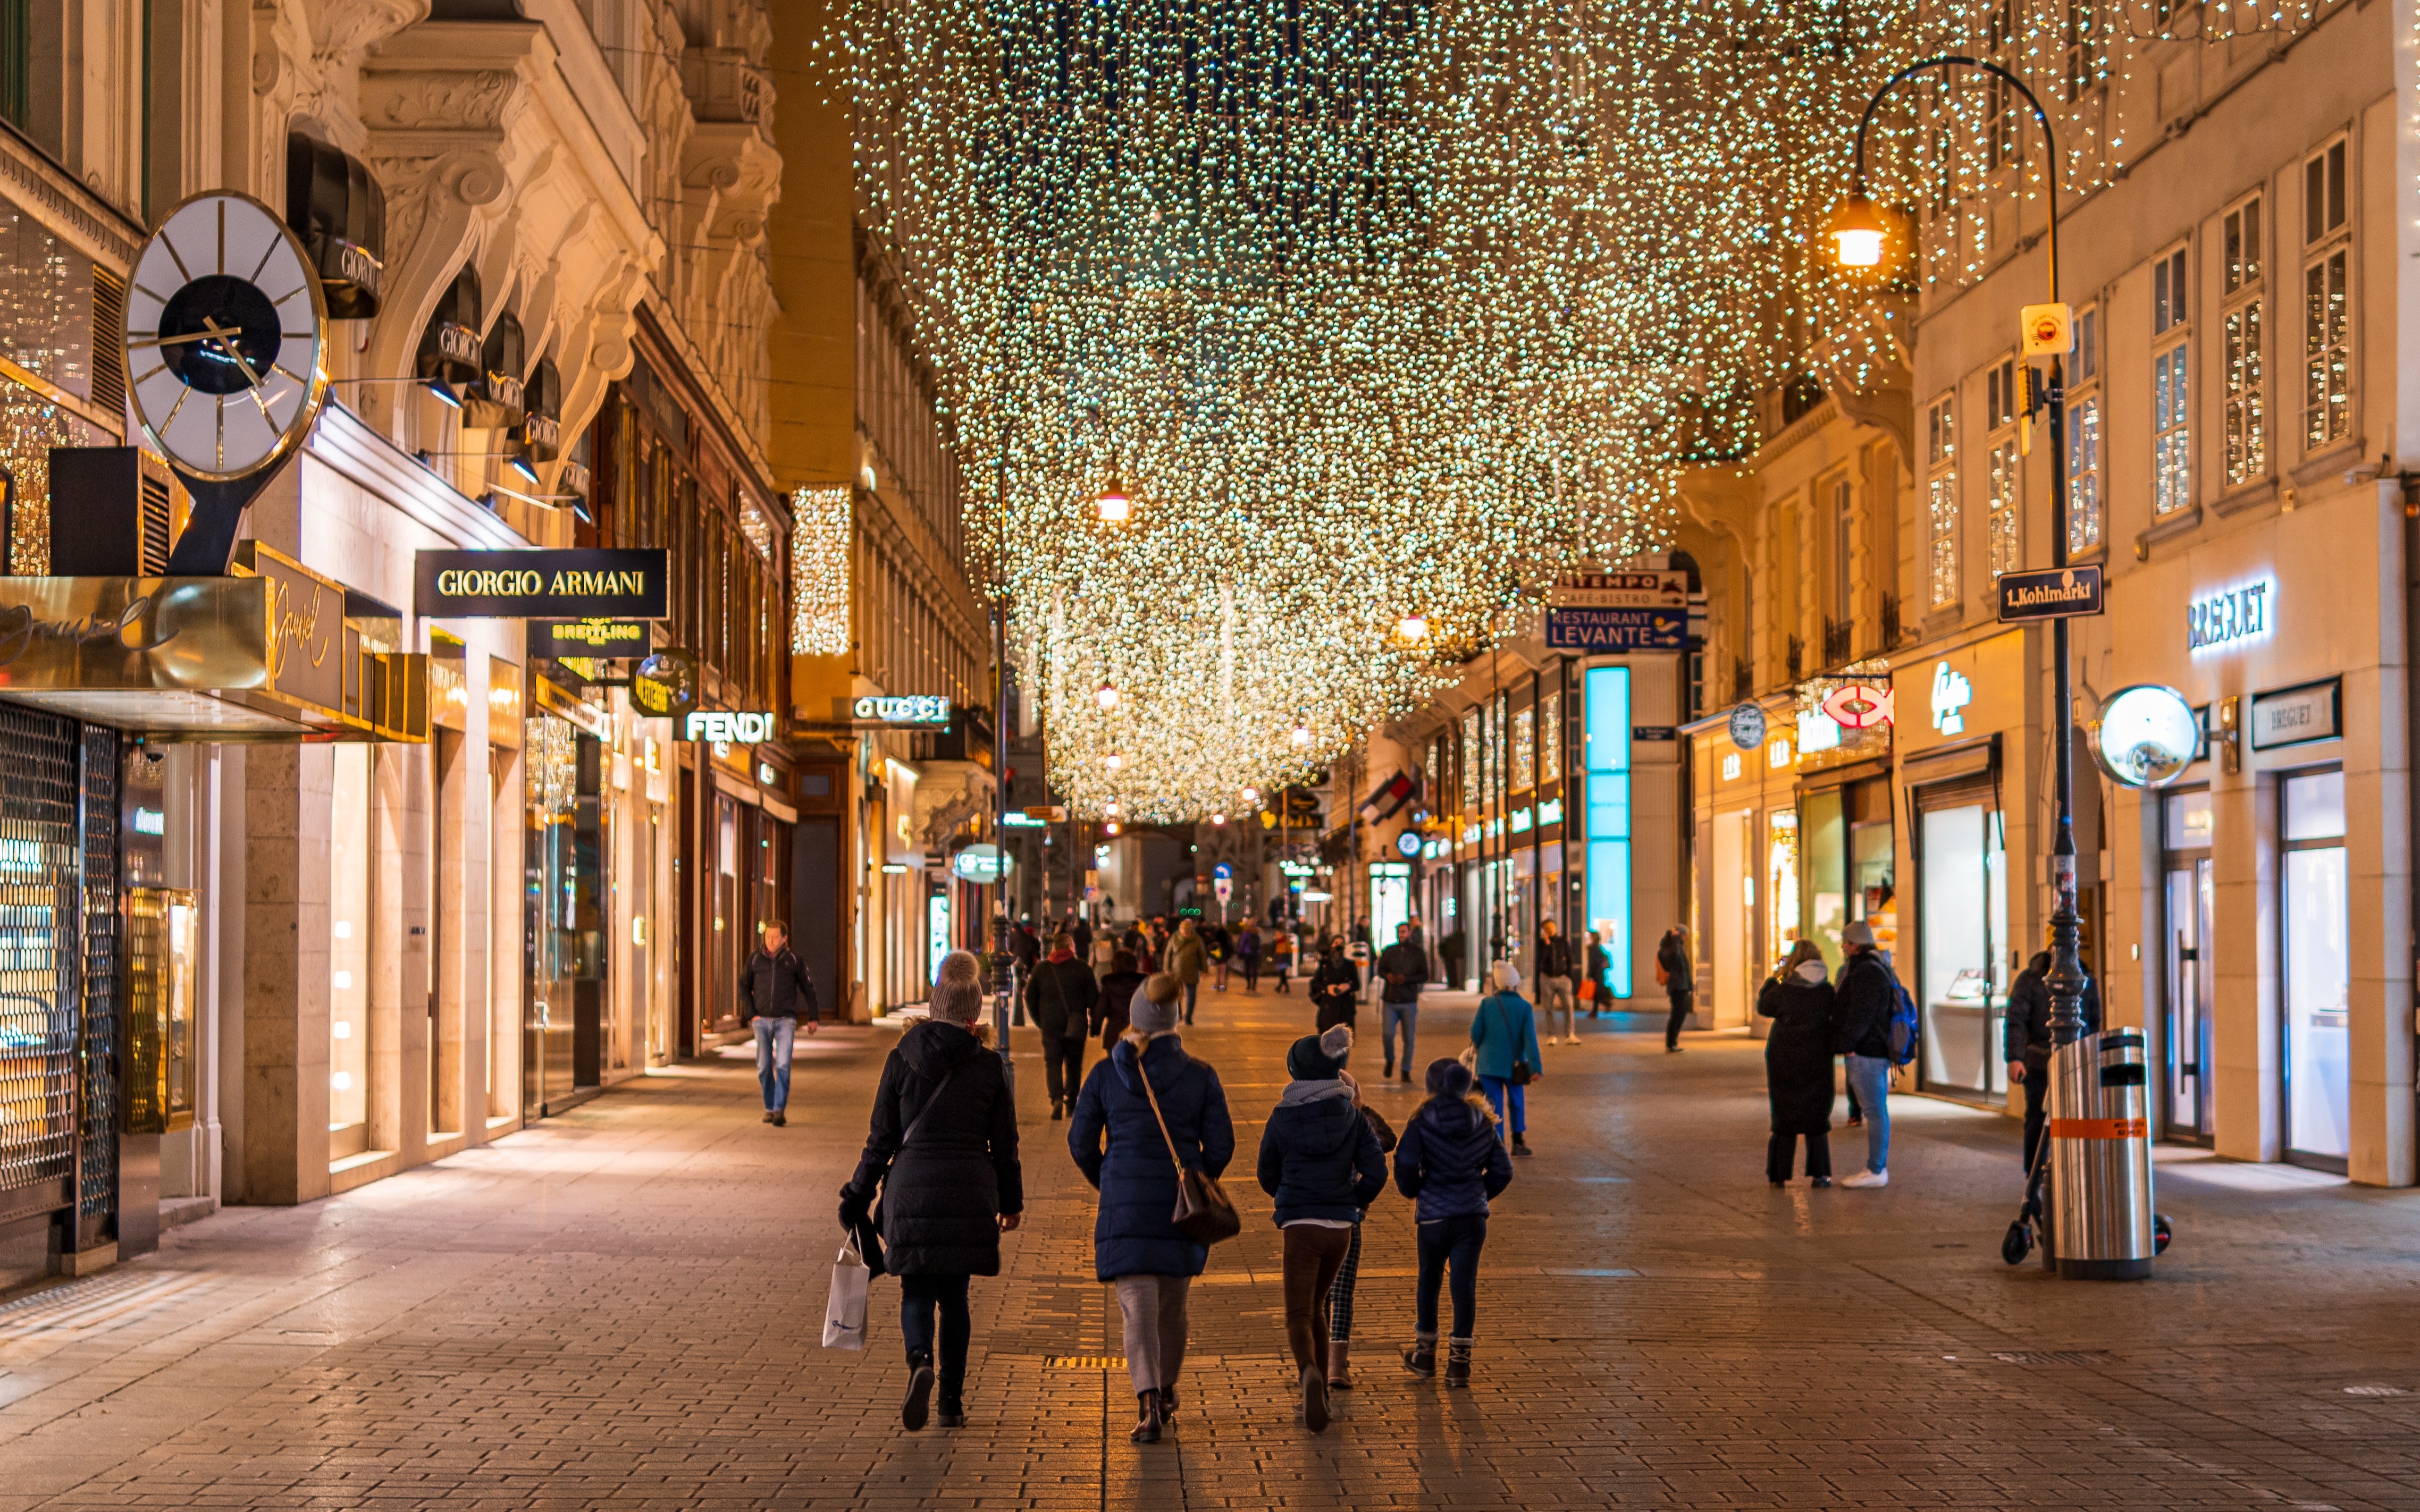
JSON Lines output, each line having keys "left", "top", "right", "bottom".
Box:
{"left": 414, "top": 549, "right": 669, "bottom": 619}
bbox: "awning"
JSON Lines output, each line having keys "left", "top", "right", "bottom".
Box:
{"left": 0, "top": 545, "right": 427, "bottom": 742}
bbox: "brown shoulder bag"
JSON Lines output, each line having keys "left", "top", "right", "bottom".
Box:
{"left": 1134, "top": 1045, "right": 1241, "bottom": 1245}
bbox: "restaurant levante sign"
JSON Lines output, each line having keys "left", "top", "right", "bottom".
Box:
{"left": 415, "top": 549, "right": 669, "bottom": 619}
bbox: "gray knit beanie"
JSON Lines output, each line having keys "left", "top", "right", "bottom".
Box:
{"left": 930, "top": 950, "right": 984, "bottom": 1026}
{"left": 1131, "top": 973, "right": 1181, "bottom": 1035}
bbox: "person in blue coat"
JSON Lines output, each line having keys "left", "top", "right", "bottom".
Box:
{"left": 1068, "top": 973, "right": 1234, "bottom": 1445}
{"left": 1468, "top": 961, "right": 1544, "bottom": 1156}
{"left": 1255, "top": 1025, "right": 1386, "bottom": 1434}
{"left": 1393, "top": 1057, "right": 1514, "bottom": 1388}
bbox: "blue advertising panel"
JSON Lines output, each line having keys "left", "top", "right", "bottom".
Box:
{"left": 1546, "top": 606, "right": 1686, "bottom": 651}
{"left": 1583, "top": 665, "right": 1633, "bottom": 998}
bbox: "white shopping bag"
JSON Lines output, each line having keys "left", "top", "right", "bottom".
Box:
{"left": 822, "top": 1237, "right": 871, "bottom": 1349}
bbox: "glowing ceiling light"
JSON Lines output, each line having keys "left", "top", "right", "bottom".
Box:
{"left": 1096, "top": 681, "right": 1119, "bottom": 712}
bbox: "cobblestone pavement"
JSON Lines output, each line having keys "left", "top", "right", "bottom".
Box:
{"left": 5, "top": 987, "right": 2420, "bottom": 1510}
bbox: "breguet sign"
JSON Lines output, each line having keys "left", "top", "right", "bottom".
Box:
{"left": 415, "top": 549, "right": 669, "bottom": 619}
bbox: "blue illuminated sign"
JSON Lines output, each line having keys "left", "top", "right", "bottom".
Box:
{"left": 1583, "top": 665, "right": 1633, "bottom": 999}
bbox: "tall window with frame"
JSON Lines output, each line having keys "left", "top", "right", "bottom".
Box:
{"left": 2068, "top": 306, "right": 2102, "bottom": 552}
{"left": 2062, "top": 0, "right": 2102, "bottom": 103}
{"left": 1926, "top": 394, "right": 1958, "bottom": 607}
{"left": 2221, "top": 195, "right": 2265, "bottom": 487}
{"left": 2303, "top": 137, "right": 2350, "bottom": 453}
{"left": 1984, "top": 358, "right": 2021, "bottom": 579}
{"left": 2152, "top": 246, "right": 2191, "bottom": 515}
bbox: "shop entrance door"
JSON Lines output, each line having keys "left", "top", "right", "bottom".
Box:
{"left": 1914, "top": 793, "right": 2007, "bottom": 1101}
{"left": 2281, "top": 770, "right": 2349, "bottom": 1170}
{"left": 1711, "top": 810, "right": 1750, "bottom": 1026}
{"left": 2159, "top": 788, "right": 2214, "bottom": 1141}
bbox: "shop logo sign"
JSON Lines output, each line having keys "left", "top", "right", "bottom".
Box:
{"left": 1930, "top": 663, "right": 1972, "bottom": 734}
{"left": 2188, "top": 578, "right": 2273, "bottom": 655}
{"left": 683, "top": 710, "right": 777, "bottom": 743}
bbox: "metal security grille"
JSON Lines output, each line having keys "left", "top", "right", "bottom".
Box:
{"left": 0, "top": 707, "right": 80, "bottom": 1211}
{"left": 78, "top": 725, "right": 117, "bottom": 1222}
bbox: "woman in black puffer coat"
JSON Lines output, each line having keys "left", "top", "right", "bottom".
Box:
{"left": 840, "top": 951, "right": 1022, "bottom": 1434}
{"left": 1759, "top": 939, "right": 1837, "bottom": 1188}
{"left": 1255, "top": 1027, "right": 1387, "bottom": 1433}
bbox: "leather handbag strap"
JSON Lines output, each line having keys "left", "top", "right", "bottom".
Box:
{"left": 1132, "top": 1046, "right": 1191, "bottom": 1174}
{"left": 898, "top": 1065, "right": 959, "bottom": 1152}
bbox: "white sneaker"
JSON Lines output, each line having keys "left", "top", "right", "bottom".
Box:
{"left": 1839, "top": 1169, "right": 1889, "bottom": 1189}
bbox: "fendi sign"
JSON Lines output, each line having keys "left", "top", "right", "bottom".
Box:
{"left": 415, "top": 549, "right": 668, "bottom": 619}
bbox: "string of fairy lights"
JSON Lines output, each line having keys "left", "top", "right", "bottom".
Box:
{"left": 833, "top": 0, "right": 2334, "bottom": 821}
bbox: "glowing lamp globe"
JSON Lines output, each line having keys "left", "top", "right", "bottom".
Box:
{"left": 1096, "top": 681, "right": 1119, "bottom": 711}
{"left": 1096, "top": 477, "right": 1131, "bottom": 521}
{"left": 1396, "top": 613, "right": 1429, "bottom": 644}
{"left": 1829, "top": 194, "right": 1888, "bottom": 269}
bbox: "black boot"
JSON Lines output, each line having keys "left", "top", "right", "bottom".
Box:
{"left": 903, "top": 1352, "right": 935, "bottom": 1431}
{"left": 937, "top": 1376, "right": 965, "bottom": 1428}
{"left": 1131, "top": 1391, "right": 1162, "bottom": 1444}
{"left": 1512, "top": 1134, "right": 1533, "bottom": 1158}
{"left": 1401, "top": 1335, "right": 1437, "bottom": 1379}
{"left": 1444, "top": 1337, "right": 1472, "bottom": 1388}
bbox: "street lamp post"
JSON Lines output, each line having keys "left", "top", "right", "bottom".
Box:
{"left": 1835, "top": 56, "right": 2091, "bottom": 1167}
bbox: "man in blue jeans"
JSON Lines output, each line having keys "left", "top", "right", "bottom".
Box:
{"left": 1833, "top": 920, "right": 1894, "bottom": 1186}
{"left": 741, "top": 922, "right": 818, "bottom": 1126}
{"left": 1374, "top": 922, "right": 1429, "bottom": 1083}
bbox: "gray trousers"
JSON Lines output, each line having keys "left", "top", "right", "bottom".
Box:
{"left": 1114, "top": 1274, "right": 1191, "bottom": 1395}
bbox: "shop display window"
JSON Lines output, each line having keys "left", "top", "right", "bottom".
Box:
{"left": 2281, "top": 769, "right": 2349, "bottom": 1167}
{"left": 330, "top": 745, "right": 371, "bottom": 1158}
{"left": 1918, "top": 801, "right": 2007, "bottom": 1097}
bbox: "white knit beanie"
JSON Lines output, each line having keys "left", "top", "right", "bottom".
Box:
{"left": 1493, "top": 960, "right": 1521, "bottom": 991}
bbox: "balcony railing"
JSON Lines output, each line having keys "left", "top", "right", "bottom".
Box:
{"left": 1821, "top": 618, "right": 1853, "bottom": 668}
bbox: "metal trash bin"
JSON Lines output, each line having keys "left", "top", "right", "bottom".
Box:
{"left": 2048, "top": 1029, "right": 2156, "bottom": 1279}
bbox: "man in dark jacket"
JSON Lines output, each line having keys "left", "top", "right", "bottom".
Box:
{"left": 741, "top": 923, "right": 817, "bottom": 1125}
{"left": 1256, "top": 1028, "right": 1386, "bottom": 1432}
{"left": 1374, "top": 923, "right": 1428, "bottom": 1083}
{"left": 839, "top": 951, "right": 1022, "bottom": 1432}
{"left": 1657, "top": 926, "right": 1694, "bottom": 1052}
{"left": 1022, "top": 932, "right": 1102, "bottom": 1120}
{"left": 2005, "top": 949, "right": 2105, "bottom": 1170}
{"left": 1831, "top": 921, "right": 1898, "bottom": 1188}
{"left": 1310, "top": 939, "right": 1361, "bottom": 1033}
{"left": 1535, "top": 919, "right": 1577, "bottom": 1044}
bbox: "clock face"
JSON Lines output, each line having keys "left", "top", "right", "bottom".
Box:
{"left": 125, "top": 191, "right": 329, "bottom": 483}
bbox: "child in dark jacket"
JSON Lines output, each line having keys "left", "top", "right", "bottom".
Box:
{"left": 1392, "top": 1057, "right": 1515, "bottom": 1388}
{"left": 1256, "top": 1026, "right": 1385, "bottom": 1433}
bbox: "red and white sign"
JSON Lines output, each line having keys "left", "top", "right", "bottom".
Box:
{"left": 1820, "top": 682, "right": 1895, "bottom": 729}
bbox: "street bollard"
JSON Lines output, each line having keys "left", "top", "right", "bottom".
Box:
{"left": 2048, "top": 1028, "right": 2156, "bottom": 1280}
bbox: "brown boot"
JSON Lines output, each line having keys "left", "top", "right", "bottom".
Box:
{"left": 1326, "top": 1340, "right": 1352, "bottom": 1391}
{"left": 1299, "top": 1366, "right": 1330, "bottom": 1432}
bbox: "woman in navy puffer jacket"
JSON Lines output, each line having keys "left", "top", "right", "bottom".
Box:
{"left": 1393, "top": 1057, "right": 1514, "bottom": 1388}
{"left": 1070, "top": 974, "right": 1234, "bottom": 1445}
{"left": 1255, "top": 1026, "right": 1385, "bottom": 1433}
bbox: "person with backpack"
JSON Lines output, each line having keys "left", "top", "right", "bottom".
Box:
{"left": 1467, "top": 961, "right": 1543, "bottom": 1156}
{"left": 1393, "top": 1057, "right": 1514, "bottom": 1388}
{"left": 1022, "top": 931, "right": 1102, "bottom": 1121}
{"left": 1759, "top": 940, "right": 1837, "bottom": 1187}
{"left": 1831, "top": 920, "right": 1900, "bottom": 1188}
{"left": 838, "top": 952, "right": 1023, "bottom": 1432}
{"left": 1068, "top": 973, "right": 1236, "bottom": 1445}
{"left": 1255, "top": 1026, "right": 1388, "bottom": 1433}
{"left": 1656, "top": 925, "right": 1694, "bottom": 1052}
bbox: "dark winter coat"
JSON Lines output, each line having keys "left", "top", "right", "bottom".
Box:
{"left": 1310, "top": 956, "right": 1361, "bottom": 1029}
{"left": 1068, "top": 1034, "right": 1236, "bottom": 1280}
{"left": 2003, "top": 963, "right": 2105, "bottom": 1072}
{"left": 1376, "top": 940, "right": 1429, "bottom": 1002}
{"left": 1833, "top": 950, "right": 1900, "bottom": 1059}
{"left": 1586, "top": 941, "right": 1614, "bottom": 997}
{"left": 1658, "top": 932, "right": 1693, "bottom": 999}
{"left": 1535, "top": 931, "right": 1575, "bottom": 980}
{"left": 1097, "top": 969, "right": 1147, "bottom": 1049}
{"left": 1393, "top": 1096, "right": 1514, "bottom": 1221}
{"left": 740, "top": 945, "right": 817, "bottom": 1022}
{"left": 841, "top": 1020, "right": 1022, "bottom": 1277}
{"left": 1759, "top": 973, "right": 1837, "bottom": 1135}
{"left": 1022, "top": 956, "right": 1100, "bottom": 1041}
{"left": 1255, "top": 1085, "right": 1387, "bottom": 1226}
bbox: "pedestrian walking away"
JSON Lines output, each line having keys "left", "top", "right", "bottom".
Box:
{"left": 1759, "top": 940, "right": 1837, "bottom": 1187}
{"left": 1467, "top": 961, "right": 1543, "bottom": 1156}
{"left": 1310, "top": 936, "right": 1361, "bottom": 1033}
{"left": 1069, "top": 973, "right": 1236, "bottom": 1445}
{"left": 1091, "top": 928, "right": 1120, "bottom": 975}
{"left": 1096, "top": 949, "right": 1147, "bottom": 1051}
{"left": 1657, "top": 925, "right": 1695, "bottom": 1051}
{"left": 1236, "top": 924, "right": 1263, "bottom": 992}
{"left": 1270, "top": 926, "right": 1296, "bottom": 993}
{"left": 838, "top": 952, "right": 1023, "bottom": 1432}
{"left": 1394, "top": 1057, "right": 1514, "bottom": 1389}
{"left": 1833, "top": 920, "right": 1898, "bottom": 1187}
{"left": 2005, "top": 948, "right": 2103, "bottom": 1172}
{"left": 1324, "top": 1091, "right": 1396, "bottom": 1392}
{"left": 1023, "top": 932, "right": 1102, "bottom": 1121}
{"left": 740, "top": 922, "right": 817, "bottom": 1125}
{"left": 1169, "top": 920, "right": 1208, "bottom": 1024}
{"left": 1256, "top": 1026, "right": 1387, "bottom": 1433}
{"left": 1374, "top": 921, "right": 1427, "bottom": 1081}
{"left": 1533, "top": 919, "right": 1577, "bottom": 1044}
{"left": 1583, "top": 929, "right": 1614, "bottom": 1018}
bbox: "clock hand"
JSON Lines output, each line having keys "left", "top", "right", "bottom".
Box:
{"left": 129, "top": 330, "right": 221, "bottom": 350}
{"left": 199, "top": 317, "right": 265, "bottom": 390}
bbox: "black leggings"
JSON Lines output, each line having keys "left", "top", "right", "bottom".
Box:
{"left": 1768, "top": 1130, "right": 1831, "bottom": 1182}
{"left": 1665, "top": 993, "right": 1693, "bottom": 1049}
{"left": 1414, "top": 1214, "right": 1486, "bottom": 1339}
{"left": 898, "top": 1273, "right": 971, "bottom": 1387}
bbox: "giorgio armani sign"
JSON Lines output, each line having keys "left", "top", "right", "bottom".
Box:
{"left": 415, "top": 549, "right": 669, "bottom": 619}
